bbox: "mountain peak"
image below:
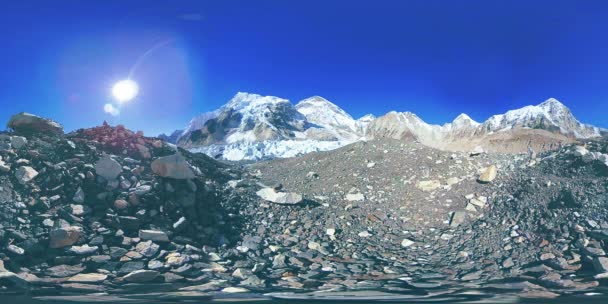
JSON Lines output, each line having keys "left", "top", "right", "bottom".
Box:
{"left": 538, "top": 97, "right": 568, "bottom": 112}
{"left": 452, "top": 113, "right": 479, "bottom": 125}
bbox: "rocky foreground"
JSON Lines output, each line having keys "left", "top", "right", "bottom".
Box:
{"left": 1, "top": 113, "right": 608, "bottom": 302}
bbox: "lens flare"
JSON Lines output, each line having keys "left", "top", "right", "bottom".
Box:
{"left": 112, "top": 79, "right": 139, "bottom": 103}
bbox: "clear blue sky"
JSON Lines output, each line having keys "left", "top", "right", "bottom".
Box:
{"left": 0, "top": 0, "right": 607, "bottom": 135}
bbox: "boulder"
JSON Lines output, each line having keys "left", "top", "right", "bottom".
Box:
{"left": 122, "top": 270, "right": 159, "bottom": 283}
{"left": 94, "top": 155, "right": 122, "bottom": 180}
{"left": 15, "top": 166, "right": 38, "bottom": 184}
{"left": 345, "top": 193, "right": 365, "bottom": 202}
{"left": 478, "top": 165, "right": 497, "bottom": 183}
{"left": 49, "top": 226, "right": 83, "bottom": 248}
{"left": 151, "top": 153, "right": 195, "bottom": 179}
{"left": 449, "top": 211, "right": 467, "bottom": 227}
{"left": 139, "top": 230, "right": 169, "bottom": 242}
{"left": 416, "top": 180, "right": 441, "bottom": 192}
{"left": 10, "top": 136, "right": 27, "bottom": 149}
{"left": 67, "top": 273, "right": 107, "bottom": 283}
{"left": 7, "top": 112, "right": 64, "bottom": 135}
{"left": 256, "top": 187, "right": 303, "bottom": 205}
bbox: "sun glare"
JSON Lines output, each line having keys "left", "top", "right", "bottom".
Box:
{"left": 112, "top": 79, "right": 139, "bottom": 103}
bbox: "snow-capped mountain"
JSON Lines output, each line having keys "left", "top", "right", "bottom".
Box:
{"left": 480, "top": 98, "right": 601, "bottom": 138}
{"left": 157, "top": 129, "right": 183, "bottom": 144}
{"left": 164, "top": 94, "right": 604, "bottom": 160}
{"left": 295, "top": 96, "right": 361, "bottom": 140}
{"left": 177, "top": 92, "right": 308, "bottom": 147}
{"left": 366, "top": 98, "right": 603, "bottom": 149}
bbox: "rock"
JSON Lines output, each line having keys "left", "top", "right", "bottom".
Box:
{"left": 0, "top": 158, "right": 10, "bottom": 172}
{"left": 122, "top": 270, "right": 159, "bottom": 283}
{"left": 46, "top": 265, "right": 85, "bottom": 277}
{"left": 73, "top": 187, "right": 85, "bottom": 204}
{"left": 135, "top": 241, "right": 160, "bottom": 257}
{"left": 358, "top": 231, "right": 371, "bottom": 237}
{"left": 416, "top": 180, "right": 441, "bottom": 192}
{"left": 94, "top": 155, "right": 122, "bottom": 180}
{"left": 478, "top": 165, "right": 497, "bottom": 183}
{"left": 401, "top": 239, "right": 415, "bottom": 248}
{"left": 114, "top": 199, "right": 129, "bottom": 210}
{"left": 7, "top": 112, "right": 64, "bottom": 135}
{"left": 49, "top": 226, "right": 83, "bottom": 248}
{"left": 345, "top": 193, "right": 365, "bottom": 201}
{"left": 10, "top": 136, "right": 27, "bottom": 149}
{"left": 593, "top": 257, "right": 608, "bottom": 273}
{"left": 7, "top": 244, "right": 25, "bottom": 255}
{"left": 222, "top": 287, "right": 249, "bottom": 293}
{"left": 68, "top": 244, "right": 98, "bottom": 255}
{"left": 256, "top": 187, "right": 303, "bottom": 205}
{"left": 449, "top": 211, "right": 466, "bottom": 227}
{"left": 151, "top": 153, "right": 195, "bottom": 179}
{"left": 572, "top": 145, "right": 589, "bottom": 157}
{"left": 15, "top": 166, "right": 38, "bottom": 184}
{"left": 67, "top": 273, "right": 107, "bottom": 283}
{"left": 502, "top": 257, "right": 514, "bottom": 268}
{"left": 139, "top": 230, "right": 169, "bottom": 242}
{"left": 0, "top": 271, "right": 29, "bottom": 289}
{"left": 326, "top": 228, "right": 336, "bottom": 236}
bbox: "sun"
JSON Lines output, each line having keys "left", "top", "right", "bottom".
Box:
{"left": 112, "top": 79, "right": 139, "bottom": 103}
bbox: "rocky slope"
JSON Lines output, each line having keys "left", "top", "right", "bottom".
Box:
{"left": 2, "top": 112, "right": 608, "bottom": 302}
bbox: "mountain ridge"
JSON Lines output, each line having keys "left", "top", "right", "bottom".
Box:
{"left": 164, "top": 93, "right": 605, "bottom": 160}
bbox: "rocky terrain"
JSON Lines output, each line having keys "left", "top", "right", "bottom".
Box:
{"left": 2, "top": 112, "right": 608, "bottom": 302}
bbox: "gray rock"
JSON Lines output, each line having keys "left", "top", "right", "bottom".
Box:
{"left": 67, "top": 273, "right": 107, "bottom": 283}
{"left": 122, "top": 270, "right": 159, "bottom": 283}
{"left": 151, "top": 153, "right": 195, "bottom": 179}
{"left": 73, "top": 187, "right": 85, "bottom": 204}
{"left": 7, "top": 112, "right": 64, "bottom": 135}
{"left": 10, "top": 136, "right": 27, "bottom": 149}
{"left": 135, "top": 241, "right": 160, "bottom": 257}
{"left": 95, "top": 155, "right": 122, "bottom": 181}
{"left": 593, "top": 257, "right": 608, "bottom": 273}
{"left": 139, "top": 230, "right": 169, "bottom": 242}
{"left": 449, "top": 211, "right": 466, "bottom": 227}
{"left": 0, "top": 271, "right": 29, "bottom": 289}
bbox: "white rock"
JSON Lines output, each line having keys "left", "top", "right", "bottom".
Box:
{"left": 345, "top": 193, "right": 365, "bottom": 202}
{"left": 15, "top": 166, "right": 38, "bottom": 184}
{"left": 10, "top": 136, "right": 27, "bottom": 149}
{"left": 358, "top": 231, "right": 371, "bottom": 237}
{"left": 401, "top": 239, "right": 415, "bottom": 248}
{"left": 256, "top": 187, "right": 303, "bottom": 205}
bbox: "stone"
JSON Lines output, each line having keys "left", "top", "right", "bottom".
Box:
{"left": 122, "top": 270, "right": 159, "bottom": 283}
{"left": 478, "top": 165, "right": 497, "bottom": 183}
{"left": 73, "top": 187, "right": 85, "bottom": 204}
{"left": 114, "top": 199, "right": 129, "bottom": 210}
{"left": 139, "top": 230, "right": 169, "bottom": 242}
{"left": 68, "top": 244, "right": 98, "bottom": 255}
{"left": 572, "top": 145, "right": 589, "bottom": 157}
{"left": 135, "top": 241, "right": 160, "bottom": 257}
{"left": 10, "top": 136, "right": 27, "bottom": 149}
{"left": 7, "top": 112, "right": 64, "bottom": 135}
{"left": 151, "top": 153, "right": 195, "bottom": 179}
{"left": 345, "top": 193, "right": 365, "bottom": 201}
{"left": 401, "top": 239, "right": 415, "bottom": 248}
{"left": 0, "top": 271, "right": 29, "bottom": 289}
{"left": 94, "top": 155, "right": 122, "bottom": 180}
{"left": 67, "top": 273, "right": 107, "bottom": 283}
{"left": 256, "top": 187, "right": 303, "bottom": 205}
{"left": 0, "top": 159, "right": 10, "bottom": 172}
{"left": 358, "top": 231, "right": 371, "bottom": 237}
{"left": 502, "top": 257, "right": 514, "bottom": 268}
{"left": 50, "top": 226, "right": 83, "bottom": 248}
{"left": 416, "top": 180, "right": 441, "bottom": 192}
{"left": 326, "top": 228, "right": 336, "bottom": 236}
{"left": 46, "top": 264, "right": 85, "bottom": 277}
{"left": 7, "top": 244, "right": 25, "bottom": 255}
{"left": 15, "top": 166, "right": 38, "bottom": 184}
{"left": 449, "top": 211, "right": 466, "bottom": 227}
{"left": 593, "top": 257, "right": 608, "bottom": 273}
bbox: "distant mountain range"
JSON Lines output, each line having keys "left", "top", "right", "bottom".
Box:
{"left": 158, "top": 93, "right": 605, "bottom": 160}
